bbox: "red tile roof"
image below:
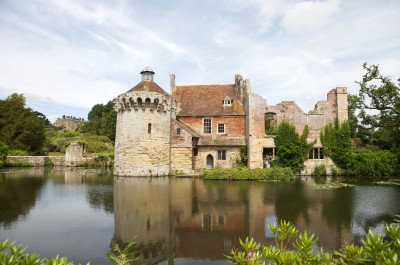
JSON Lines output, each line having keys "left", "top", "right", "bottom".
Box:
{"left": 127, "top": 80, "right": 168, "bottom": 95}
{"left": 173, "top": 84, "right": 245, "bottom": 116}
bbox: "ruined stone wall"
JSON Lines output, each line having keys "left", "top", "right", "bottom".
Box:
{"left": 194, "top": 146, "right": 240, "bottom": 169}
{"left": 248, "top": 93, "right": 268, "bottom": 169}
{"left": 336, "top": 87, "right": 348, "bottom": 123}
{"left": 54, "top": 116, "right": 84, "bottom": 131}
{"left": 113, "top": 91, "right": 178, "bottom": 176}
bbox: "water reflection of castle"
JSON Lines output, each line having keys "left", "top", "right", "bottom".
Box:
{"left": 113, "top": 177, "right": 400, "bottom": 265}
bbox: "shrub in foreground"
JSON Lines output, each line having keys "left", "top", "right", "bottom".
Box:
{"left": 227, "top": 219, "right": 400, "bottom": 264}
{"left": 203, "top": 167, "right": 294, "bottom": 181}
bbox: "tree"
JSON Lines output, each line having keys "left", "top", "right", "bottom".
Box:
{"left": 0, "top": 142, "right": 8, "bottom": 168}
{"left": 274, "top": 123, "right": 313, "bottom": 174}
{"left": 320, "top": 120, "right": 352, "bottom": 171}
{"left": 355, "top": 63, "right": 400, "bottom": 152}
{"left": 80, "top": 100, "right": 117, "bottom": 142}
{"left": 0, "top": 93, "right": 46, "bottom": 154}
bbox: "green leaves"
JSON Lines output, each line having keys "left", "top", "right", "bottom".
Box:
{"left": 226, "top": 219, "right": 400, "bottom": 265}
{"left": 274, "top": 123, "right": 313, "bottom": 174}
{"left": 0, "top": 93, "right": 46, "bottom": 155}
{"left": 107, "top": 239, "right": 142, "bottom": 265}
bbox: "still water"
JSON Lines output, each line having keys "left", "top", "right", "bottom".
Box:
{"left": 0, "top": 168, "right": 399, "bottom": 264}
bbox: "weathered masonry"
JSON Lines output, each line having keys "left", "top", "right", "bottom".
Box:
{"left": 113, "top": 67, "right": 348, "bottom": 176}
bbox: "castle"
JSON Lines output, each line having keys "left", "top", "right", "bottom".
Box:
{"left": 113, "top": 67, "right": 348, "bottom": 176}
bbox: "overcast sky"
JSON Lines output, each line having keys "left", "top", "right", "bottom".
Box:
{"left": 0, "top": 0, "right": 399, "bottom": 122}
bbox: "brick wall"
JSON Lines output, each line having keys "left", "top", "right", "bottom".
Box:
{"left": 177, "top": 116, "right": 245, "bottom": 137}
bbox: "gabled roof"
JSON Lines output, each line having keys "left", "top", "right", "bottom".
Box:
{"left": 172, "top": 84, "right": 245, "bottom": 116}
{"left": 127, "top": 80, "right": 168, "bottom": 95}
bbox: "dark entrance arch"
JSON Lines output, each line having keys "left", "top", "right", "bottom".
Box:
{"left": 206, "top": 154, "right": 214, "bottom": 168}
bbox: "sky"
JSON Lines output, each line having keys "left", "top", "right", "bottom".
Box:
{"left": 0, "top": 0, "right": 399, "bottom": 122}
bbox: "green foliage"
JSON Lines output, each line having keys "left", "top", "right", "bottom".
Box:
{"left": 353, "top": 63, "right": 400, "bottom": 171}
{"left": 80, "top": 101, "right": 116, "bottom": 142}
{"left": 0, "top": 141, "right": 8, "bottom": 168}
{"left": 5, "top": 161, "right": 34, "bottom": 167}
{"left": 8, "top": 149, "right": 29, "bottom": 156}
{"left": 47, "top": 130, "right": 113, "bottom": 154}
{"left": 203, "top": 167, "right": 294, "bottom": 181}
{"left": 0, "top": 240, "right": 89, "bottom": 265}
{"left": 348, "top": 148, "right": 397, "bottom": 178}
{"left": 312, "top": 165, "right": 327, "bottom": 177}
{"left": 0, "top": 93, "right": 46, "bottom": 155}
{"left": 320, "top": 120, "right": 352, "bottom": 170}
{"left": 107, "top": 239, "right": 142, "bottom": 265}
{"left": 226, "top": 219, "right": 400, "bottom": 265}
{"left": 0, "top": 238, "right": 141, "bottom": 265}
{"left": 274, "top": 123, "right": 313, "bottom": 174}
{"left": 236, "top": 146, "right": 248, "bottom": 167}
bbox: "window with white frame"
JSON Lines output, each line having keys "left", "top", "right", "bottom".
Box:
{"left": 217, "top": 123, "right": 225, "bottom": 134}
{"left": 217, "top": 150, "right": 227, "bottom": 160}
{"left": 223, "top": 99, "right": 232, "bottom": 106}
{"left": 203, "top": 118, "right": 211, "bottom": 134}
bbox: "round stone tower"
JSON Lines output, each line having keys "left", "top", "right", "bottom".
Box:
{"left": 113, "top": 67, "right": 178, "bottom": 176}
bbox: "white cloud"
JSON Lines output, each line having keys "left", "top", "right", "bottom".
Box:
{"left": 281, "top": 0, "right": 340, "bottom": 33}
{"left": 0, "top": 0, "right": 399, "bottom": 122}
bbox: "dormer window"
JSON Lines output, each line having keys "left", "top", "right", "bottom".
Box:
{"left": 223, "top": 96, "right": 232, "bottom": 106}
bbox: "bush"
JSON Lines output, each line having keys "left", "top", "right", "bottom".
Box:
{"left": 226, "top": 218, "right": 400, "bottom": 264}
{"left": 0, "top": 142, "right": 8, "bottom": 168}
{"left": 203, "top": 167, "right": 294, "bottom": 181}
{"left": 7, "top": 149, "right": 29, "bottom": 156}
{"left": 348, "top": 148, "right": 397, "bottom": 178}
{"left": 312, "top": 165, "right": 327, "bottom": 177}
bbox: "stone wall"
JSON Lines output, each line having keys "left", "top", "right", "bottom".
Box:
{"left": 195, "top": 146, "right": 240, "bottom": 169}
{"left": 54, "top": 115, "right": 84, "bottom": 131}
{"left": 5, "top": 156, "right": 95, "bottom": 167}
{"left": 113, "top": 91, "right": 178, "bottom": 176}
{"left": 247, "top": 93, "right": 268, "bottom": 168}
{"left": 171, "top": 147, "right": 193, "bottom": 174}
{"left": 6, "top": 156, "right": 65, "bottom": 166}
{"left": 303, "top": 157, "right": 335, "bottom": 175}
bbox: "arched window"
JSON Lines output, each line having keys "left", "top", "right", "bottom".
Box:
{"left": 148, "top": 123, "right": 152, "bottom": 133}
{"left": 137, "top": 97, "right": 143, "bottom": 108}
{"left": 145, "top": 98, "right": 151, "bottom": 108}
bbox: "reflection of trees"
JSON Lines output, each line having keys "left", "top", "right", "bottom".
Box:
{"left": 85, "top": 174, "right": 114, "bottom": 213}
{"left": 0, "top": 173, "right": 45, "bottom": 228}
{"left": 271, "top": 181, "right": 311, "bottom": 224}
{"left": 321, "top": 188, "right": 353, "bottom": 231}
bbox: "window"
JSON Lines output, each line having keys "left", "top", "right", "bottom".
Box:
{"left": 203, "top": 118, "right": 211, "bottom": 134}
{"left": 176, "top": 128, "right": 181, "bottom": 136}
{"left": 203, "top": 214, "right": 212, "bottom": 231}
{"left": 193, "top": 148, "right": 198, "bottom": 157}
{"left": 218, "top": 123, "right": 225, "bottom": 134}
{"left": 265, "top": 112, "right": 277, "bottom": 134}
{"left": 217, "top": 150, "right": 226, "bottom": 160}
{"left": 223, "top": 99, "right": 232, "bottom": 106}
{"left": 148, "top": 123, "right": 152, "bottom": 133}
{"left": 309, "top": 148, "right": 324, "bottom": 159}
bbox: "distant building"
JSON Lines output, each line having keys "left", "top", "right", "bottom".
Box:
{"left": 54, "top": 115, "right": 84, "bottom": 131}
{"left": 113, "top": 67, "right": 348, "bottom": 176}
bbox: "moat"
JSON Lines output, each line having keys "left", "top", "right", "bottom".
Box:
{"left": 1, "top": 168, "right": 399, "bottom": 265}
